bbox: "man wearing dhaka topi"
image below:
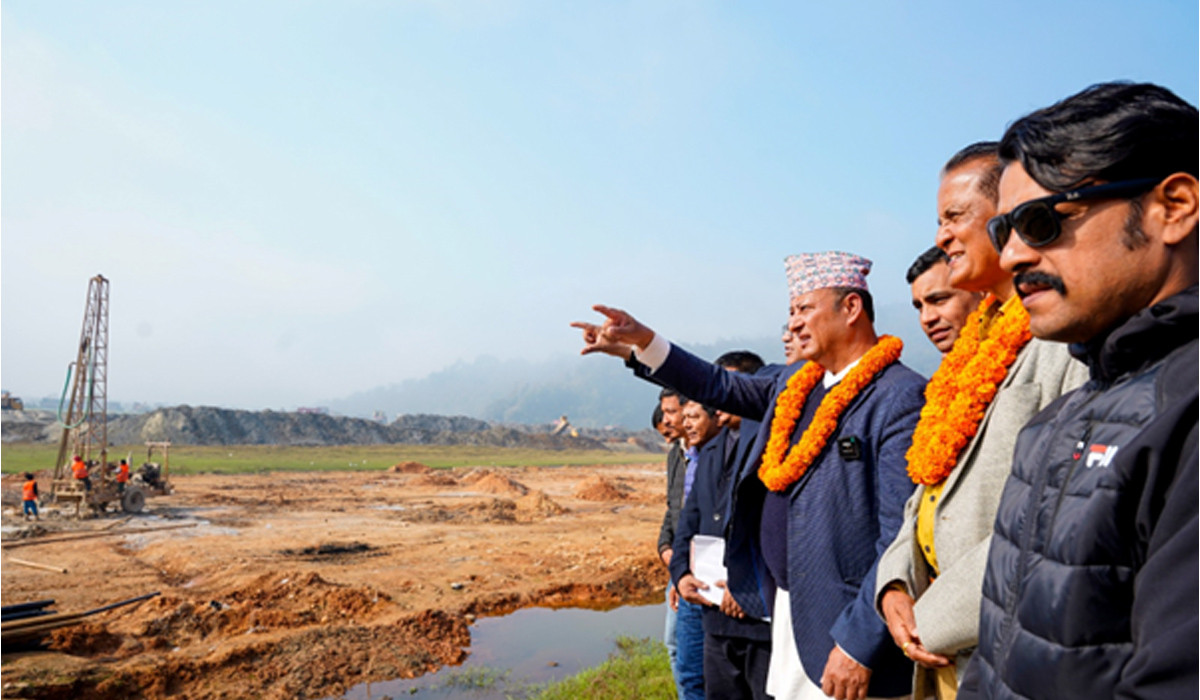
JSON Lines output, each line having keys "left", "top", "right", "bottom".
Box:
{"left": 576, "top": 251, "right": 926, "bottom": 700}
{"left": 873, "top": 142, "right": 1087, "bottom": 700}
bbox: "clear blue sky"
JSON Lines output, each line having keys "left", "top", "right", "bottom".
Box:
{"left": 3, "top": 1, "right": 1197, "bottom": 409}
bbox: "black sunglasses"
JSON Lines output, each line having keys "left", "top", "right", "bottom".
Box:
{"left": 986, "top": 177, "right": 1160, "bottom": 253}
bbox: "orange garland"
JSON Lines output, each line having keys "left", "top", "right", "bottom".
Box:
{"left": 758, "top": 335, "right": 904, "bottom": 492}
{"left": 904, "top": 295, "right": 1032, "bottom": 486}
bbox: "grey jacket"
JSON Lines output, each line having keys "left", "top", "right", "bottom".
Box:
{"left": 874, "top": 338, "right": 1087, "bottom": 692}
{"left": 657, "top": 440, "right": 687, "bottom": 555}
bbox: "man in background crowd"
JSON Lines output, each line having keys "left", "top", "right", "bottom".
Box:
{"left": 906, "top": 246, "right": 982, "bottom": 353}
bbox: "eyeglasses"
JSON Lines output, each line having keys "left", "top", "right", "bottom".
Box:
{"left": 986, "top": 178, "right": 1159, "bottom": 253}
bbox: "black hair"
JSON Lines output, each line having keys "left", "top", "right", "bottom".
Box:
{"left": 25, "top": 472, "right": 34, "bottom": 480}
{"left": 681, "top": 398, "right": 718, "bottom": 417}
{"left": 659, "top": 387, "right": 684, "bottom": 402}
{"left": 714, "top": 350, "right": 765, "bottom": 374}
{"left": 942, "top": 141, "right": 1003, "bottom": 204}
{"left": 906, "top": 246, "right": 949, "bottom": 284}
{"left": 998, "top": 82, "right": 1198, "bottom": 191}
{"left": 651, "top": 404, "right": 664, "bottom": 429}
{"left": 831, "top": 287, "right": 875, "bottom": 323}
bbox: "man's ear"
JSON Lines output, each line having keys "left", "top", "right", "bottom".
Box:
{"left": 841, "top": 291, "right": 864, "bottom": 325}
{"left": 1152, "top": 172, "right": 1198, "bottom": 246}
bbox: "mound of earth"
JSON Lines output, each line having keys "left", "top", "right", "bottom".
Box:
{"left": 410, "top": 472, "right": 458, "bottom": 487}
{"left": 574, "top": 476, "right": 633, "bottom": 501}
{"left": 458, "top": 468, "right": 495, "bottom": 484}
{"left": 470, "top": 472, "right": 529, "bottom": 496}
{"left": 389, "top": 461, "right": 432, "bottom": 474}
{"left": 516, "top": 490, "right": 568, "bottom": 519}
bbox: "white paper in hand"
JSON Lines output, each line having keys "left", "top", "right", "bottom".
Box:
{"left": 689, "top": 534, "right": 727, "bottom": 607}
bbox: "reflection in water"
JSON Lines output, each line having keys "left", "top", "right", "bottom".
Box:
{"left": 338, "top": 602, "right": 666, "bottom": 699}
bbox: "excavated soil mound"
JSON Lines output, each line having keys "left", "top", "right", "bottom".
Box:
{"left": 411, "top": 472, "right": 459, "bottom": 487}
{"left": 470, "top": 472, "right": 530, "bottom": 496}
{"left": 389, "top": 461, "right": 432, "bottom": 474}
{"left": 515, "top": 490, "right": 568, "bottom": 519}
{"left": 396, "top": 498, "right": 520, "bottom": 525}
{"left": 121, "top": 570, "right": 393, "bottom": 648}
{"left": 574, "top": 476, "right": 633, "bottom": 501}
{"left": 45, "top": 608, "right": 472, "bottom": 700}
{"left": 458, "top": 468, "right": 495, "bottom": 484}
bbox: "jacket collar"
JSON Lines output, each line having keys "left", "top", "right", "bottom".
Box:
{"left": 1070, "top": 286, "right": 1198, "bottom": 382}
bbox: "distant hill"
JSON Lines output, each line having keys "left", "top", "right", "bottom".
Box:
{"left": 1, "top": 406, "right": 662, "bottom": 451}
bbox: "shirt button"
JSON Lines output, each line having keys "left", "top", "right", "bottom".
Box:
{"left": 929, "top": 495, "right": 936, "bottom": 502}
{"left": 924, "top": 545, "right": 931, "bottom": 552}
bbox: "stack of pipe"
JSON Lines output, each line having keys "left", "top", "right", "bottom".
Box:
{"left": 1, "top": 592, "right": 160, "bottom": 644}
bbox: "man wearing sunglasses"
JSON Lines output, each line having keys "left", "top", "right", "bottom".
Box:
{"left": 962, "top": 82, "right": 1198, "bottom": 700}
{"left": 874, "top": 144, "right": 1086, "bottom": 700}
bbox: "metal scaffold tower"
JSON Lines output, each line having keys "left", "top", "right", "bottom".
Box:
{"left": 52, "top": 275, "right": 110, "bottom": 488}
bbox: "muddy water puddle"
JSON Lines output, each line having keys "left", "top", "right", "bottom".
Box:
{"left": 336, "top": 601, "right": 665, "bottom": 699}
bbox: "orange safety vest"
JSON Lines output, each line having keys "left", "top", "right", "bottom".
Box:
{"left": 23, "top": 480, "right": 37, "bottom": 501}
{"left": 117, "top": 463, "right": 130, "bottom": 483}
{"left": 72, "top": 460, "right": 89, "bottom": 479}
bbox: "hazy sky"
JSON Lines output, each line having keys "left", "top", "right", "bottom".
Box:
{"left": 3, "top": 1, "right": 1197, "bottom": 410}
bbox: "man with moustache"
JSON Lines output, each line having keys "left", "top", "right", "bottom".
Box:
{"left": 577, "top": 252, "right": 926, "bottom": 700}
{"left": 874, "top": 143, "right": 1087, "bottom": 700}
{"left": 906, "top": 246, "right": 982, "bottom": 353}
{"left": 961, "top": 82, "right": 1197, "bottom": 700}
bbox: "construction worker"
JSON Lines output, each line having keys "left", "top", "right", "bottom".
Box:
{"left": 116, "top": 459, "right": 130, "bottom": 493}
{"left": 22, "top": 472, "right": 39, "bottom": 521}
{"left": 71, "top": 454, "right": 91, "bottom": 492}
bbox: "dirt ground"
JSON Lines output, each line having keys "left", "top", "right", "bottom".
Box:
{"left": 0, "top": 462, "right": 669, "bottom": 699}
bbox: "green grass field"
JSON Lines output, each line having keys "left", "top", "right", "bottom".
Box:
{"left": 0, "top": 443, "right": 661, "bottom": 475}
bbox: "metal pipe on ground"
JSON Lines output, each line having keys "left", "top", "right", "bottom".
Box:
{"left": 0, "top": 522, "right": 198, "bottom": 549}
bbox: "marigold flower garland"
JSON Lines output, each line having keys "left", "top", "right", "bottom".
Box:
{"left": 904, "top": 295, "right": 1032, "bottom": 486}
{"left": 758, "top": 335, "right": 904, "bottom": 492}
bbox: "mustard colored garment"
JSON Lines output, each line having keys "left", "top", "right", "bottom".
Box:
{"left": 915, "top": 294, "right": 1023, "bottom": 575}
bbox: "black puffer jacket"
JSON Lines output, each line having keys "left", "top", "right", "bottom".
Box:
{"left": 961, "top": 288, "right": 1198, "bottom": 700}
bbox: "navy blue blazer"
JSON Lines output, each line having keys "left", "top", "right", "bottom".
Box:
{"left": 651, "top": 342, "right": 924, "bottom": 697}
{"left": 670, "top": 427, "right": 772, "bottom": 642}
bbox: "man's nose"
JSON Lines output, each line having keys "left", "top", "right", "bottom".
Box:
{"left": 1000, "top": 231, "right": 1039, "bottom": 274}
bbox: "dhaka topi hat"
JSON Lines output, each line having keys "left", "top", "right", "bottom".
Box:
{"left": 784, "top": 251, "right": 873, "bottom": 297}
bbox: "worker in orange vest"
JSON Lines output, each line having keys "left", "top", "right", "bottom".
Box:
{"left": 22, "top": 472, "right": 39, "bottom": 521}
{"left": 116, "top": 459, "right": 131, "bottom": 493}
{"left": 71, "top": 454, "right": 91, "bottom": 492}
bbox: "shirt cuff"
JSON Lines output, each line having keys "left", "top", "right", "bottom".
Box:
{"left": 634, "top": 333, "right": 671, "bottom": 373}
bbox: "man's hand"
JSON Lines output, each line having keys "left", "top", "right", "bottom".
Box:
{"left": 570, "top": 318, "right": 635, "bottom": 358}
{"left": 880, "top": 587, "right": 952, "bottom": 669}
{"left": 716, "top": 581, "right": 745, "bottom": 619}
{"left": 677, "top": 574, "right": 713, "bottom": 607}
{"left": 659, "top": 547, "right": 673, "bottom": 568}
{"left": 668, "top": 583, "right": 680, "bottom": 612}
{"left": 820, "top": 645, "right": 872, "bottom": 700}
{"left": 576, "top": 304, "right": 656, "bottom": 352}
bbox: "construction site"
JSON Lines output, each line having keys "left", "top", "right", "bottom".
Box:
{"left": 0, "top": 277, "right": 670, "bottom": 698}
